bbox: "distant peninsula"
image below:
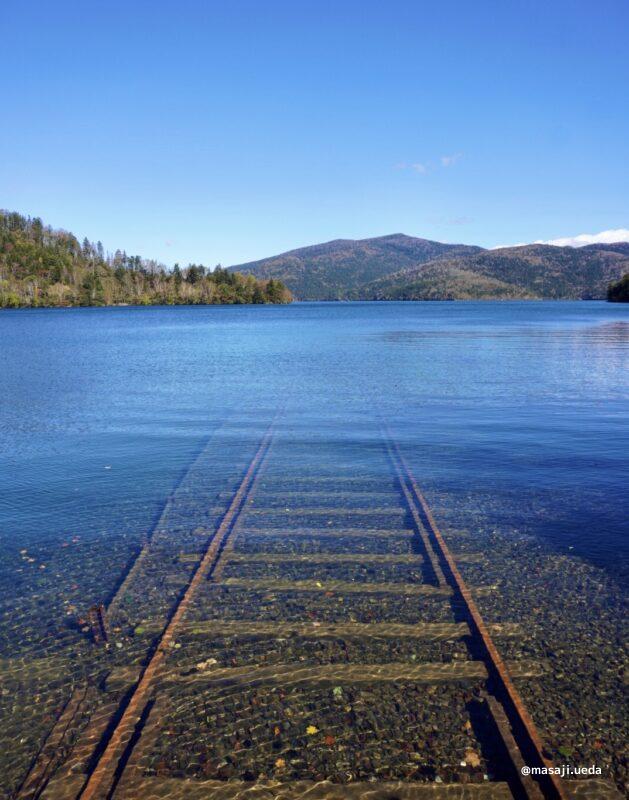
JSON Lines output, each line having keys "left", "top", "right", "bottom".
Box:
{"left": 228, "top": 233, "right": 629, "bottom": 301}
{"left": 0, "top": 211, "right": 292, "bottom": 309}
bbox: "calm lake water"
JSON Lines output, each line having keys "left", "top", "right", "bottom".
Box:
{"left": 1, "top": 301, "right": 627, "bottom": 582}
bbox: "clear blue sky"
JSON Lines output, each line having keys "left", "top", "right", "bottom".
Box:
{"left": 2, "top": 0, "right": 628, "bottom": 266}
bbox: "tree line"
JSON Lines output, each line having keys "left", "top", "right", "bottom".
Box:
{"left": 0, "top": 211, "right": 292, "bottom": 308}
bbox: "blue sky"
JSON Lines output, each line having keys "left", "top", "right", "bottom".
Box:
{"left": 2, "top": 0, "right": 628, "bottom": 266}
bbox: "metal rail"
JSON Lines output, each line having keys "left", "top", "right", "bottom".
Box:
{"left": 384, "top": 427, "right": 569, "bottom": 800}
{"left": 76, "top": 420, "right": 277, "bottom": 800}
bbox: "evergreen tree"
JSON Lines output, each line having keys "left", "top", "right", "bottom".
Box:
{"left": 173, "top": 264, "right": 182, "bottom": 287}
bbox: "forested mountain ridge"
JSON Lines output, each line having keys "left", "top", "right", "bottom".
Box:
{"left": 0, "top": 211, "right": 291, "bottom": 308}
{"left": 358, "top": 244, "right": 629, "bottom": 300}
{"left": 228, "top": 234, "right": 483, "bottom": 300}
{"left": 229, "top": 234, "right": 629, "bottom": 300}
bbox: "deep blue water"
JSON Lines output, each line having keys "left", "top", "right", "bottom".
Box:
{"left": 1, "top": 301, "right": 628, "bottom": 586}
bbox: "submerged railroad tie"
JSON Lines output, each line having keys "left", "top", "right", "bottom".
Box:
{"left": 225, "top": 551, "right": 427, "bottom": 564}
{"left": 239, "top": 526, "right": 416, "bottom": 539}
{"left": 383, "top": 426, "right": 569, "bottom": 800}
{"left": 156, "top": 659, "right": 545, "bottom": 688}
{"left": 141, "top": 619, "right": 471, "bottom": 639}
{"left": 163, "top": 660, "right": 491, "bottom": 688}
{"left": 76, "top": 419, "right": 278, "bottom": 800}
{"left": 219, "top": 577, "right": 453, "bottom": 596}
{"left": 247, "top": 489, "right": 403, "bottom": 500}
{"left": 247, "top": 506, "right": 408, "bottom": 516}
{"left": 226, "top": 551, "right": 485, "bottom": 564}
{"left": 135, "top": 619, "right": 524, "bottom": 639}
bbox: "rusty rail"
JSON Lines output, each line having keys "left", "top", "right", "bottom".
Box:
{"left": 76, "top": 420, "right": 277, "bottom": 800}
{"left": 384, "top": 428, "right": 569, "bottom": 800}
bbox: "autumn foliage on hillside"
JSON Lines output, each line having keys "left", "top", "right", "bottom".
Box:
{"left": 0, "top": 211, "right": 291, "bottom": 308}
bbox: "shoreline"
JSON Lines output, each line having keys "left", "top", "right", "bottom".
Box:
{"left": 1, "top": 297, "right": 623, "bottom": 311}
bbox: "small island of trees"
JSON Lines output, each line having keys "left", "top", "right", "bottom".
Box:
{"left": 0, "top": 211, "right": 291, "bottom": 308}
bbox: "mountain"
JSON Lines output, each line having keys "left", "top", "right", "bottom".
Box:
{"left": 360, "top": 244, "right": 629, "bottom": 300}
{"left": 0, "top": 211, "right": 291, "bottom": 308}
{"left": 228, "top": 234, "right": 483, "bottom": 300}
{"left": 229, "top": 235, "right": 629, "bottom": 301}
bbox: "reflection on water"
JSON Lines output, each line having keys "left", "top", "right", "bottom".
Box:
{"left": 0, "top": 301, "right": 627, "bottom": 797}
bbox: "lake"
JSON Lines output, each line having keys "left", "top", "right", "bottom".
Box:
{"left": 0, "top": 300, "right": 627, "bottom": 797}
{"left": 1, "top": 301, "right": 627, "bottom": 580}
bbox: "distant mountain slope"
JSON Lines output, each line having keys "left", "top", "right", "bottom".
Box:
{"left": 360, "top": 244, "right": 629, "bottom": 300}
{"left": 582, "top": 242, "right": 629, "bottom": 257}
{"left": 228, "top": 234, "right": 483, "bottom": 299}
{"left": 357, "top": 263, "right": 534, "bottom": 301}
{"left": 229, "top": 234, "right": 629, "bottom": 300}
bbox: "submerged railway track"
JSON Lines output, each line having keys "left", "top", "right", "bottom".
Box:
{"left": 16, "top": 414, "right": 621, "bottom": 800}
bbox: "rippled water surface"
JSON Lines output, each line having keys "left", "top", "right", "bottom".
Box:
{"left": 0, "top": 301, "right": 628, "bottom": 797}
{"left": 2, "top": 301, "right": 627, "bottom": 578}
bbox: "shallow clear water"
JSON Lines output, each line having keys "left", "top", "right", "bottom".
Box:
{"left": 1, "top": 301, "right": 627, "bottom": 582}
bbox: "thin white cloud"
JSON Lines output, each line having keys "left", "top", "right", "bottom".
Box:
{"left": 395, "top": 161, "right": 428, "bottom": 174}
{"left": 492, "top": 228, "right": 629, "bottom": 250}
{"left": 396, "top": 153, "right": 463, "bottom": 175}
{"left": 440, "top": 153, "right": 462, "bottom": 167}
{"left": 534, "top": 228, "right": 629, "bottom": 247}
